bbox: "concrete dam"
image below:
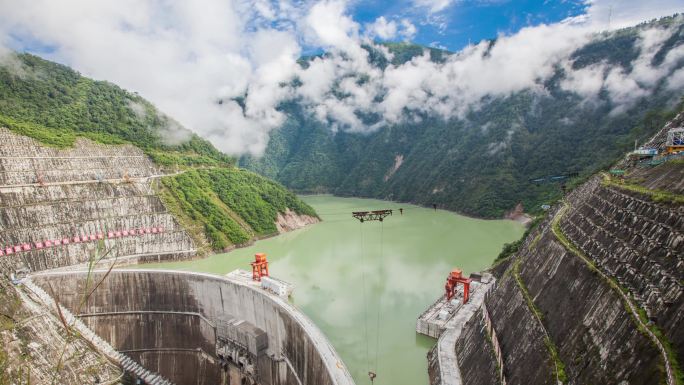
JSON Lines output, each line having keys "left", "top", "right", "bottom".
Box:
{"left": 3, "top": 112, "right": 682, "bottom": 385}
{"left": 29, "top": 269, "right": 354, "bottom": 385}
{"left": 0, "top": 127, "right": 354, "bottom": 385}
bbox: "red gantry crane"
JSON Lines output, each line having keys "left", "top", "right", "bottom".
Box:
{"left": 445, "top": 268, "right": 471, "bottom": 304}
{"left": 251, "top": 253, "right": 269, "bottom": 281}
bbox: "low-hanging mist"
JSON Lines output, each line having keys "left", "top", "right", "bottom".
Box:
{"left": 1, "top": 0, "right": 683, "bottom": 156}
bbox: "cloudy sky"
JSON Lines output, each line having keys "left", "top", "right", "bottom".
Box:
{"left": 0, "top": 0, "right": 683, "bottom": 155}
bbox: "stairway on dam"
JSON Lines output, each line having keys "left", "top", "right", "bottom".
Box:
{"left": 0, "top": 127, "right": 196, "bottom": 273}
{"left": 21, "top": 277, "right": 174, "bottom": 385}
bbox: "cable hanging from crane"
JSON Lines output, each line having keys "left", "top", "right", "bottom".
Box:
{"left": 353, "top": 209, "right": 392, "bottom": 384}
{"left": 359, "top": 221, "right": 370, "bottom": 381}
{"left": 373, "top": 220, "right": 384, "bottom": 380}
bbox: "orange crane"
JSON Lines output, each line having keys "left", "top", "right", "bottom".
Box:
{"left": 250, "top": 253, "right": 269, "bottom": 281}
{"left": 445, "top": 268, "right": 471, "bottom": 304}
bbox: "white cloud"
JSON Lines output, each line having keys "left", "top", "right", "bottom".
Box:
{"left": 0, "top": 0, "right": 683, "bottom": 156}
{"left": 400, "top": 19, "right": 418, "bottom": 41}
{"left": 365, "top": 17, "right": 417, "bottom": 42}
{"left": 304, "top": 0, "right": 358, "bottom": 49}
{"left": 667, "top": 67, "right": 684, "bottom": 90}
{"left": 581, "top": 0, "right": 684, "bottom": 30}
{"left": 0, "top": 0, "right": 301, "bottom": 156}
{"left": 366, "top": 16, "right": 398, "bottom": 40}
{"left": 560, "top": 21, "right": 684, "bottom": 113}
{"left": 413, "top": 0, "right": 455, "bottom": 13}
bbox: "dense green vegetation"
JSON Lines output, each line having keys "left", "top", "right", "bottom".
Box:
{"left": 494, "top": 217, "right": 542, "bottom": 263}
{"left": 0, "top": 53, "right": 232, "bottom": 167}
{"left": 242, "top": 16, "right": 684, "bottom": 218}
{"left": 0, "top": 52, "right": 320, "bottom": 253}
{"left": 159, "top": 168, "right": 317, "bottom": 252}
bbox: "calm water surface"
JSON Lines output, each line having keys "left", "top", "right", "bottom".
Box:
{"left": 144, "top": 195, "right": 524, "bottom": 385}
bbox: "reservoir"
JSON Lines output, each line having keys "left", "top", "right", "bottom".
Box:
{"left": 145, "top": 195, "right": 525, "bottom": 385}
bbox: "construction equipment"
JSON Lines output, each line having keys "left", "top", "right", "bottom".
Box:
{"left": 250, "top": 253, "right": 269, "bottom": 282}
{"left": 665, "top": 127, "right": 684, "bottom": 154}
{"left": 352, "top": 210, "right": 392, "bottom": 223}
{"left": 445, "top": 268, "right": 471, "bottom": 304}
{"left": 353, "top": 209, "right": 393, "bottom": 383}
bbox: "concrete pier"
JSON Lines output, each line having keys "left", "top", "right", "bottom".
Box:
{"left": 419, "top": 277, "right": 496, "bottom": 385}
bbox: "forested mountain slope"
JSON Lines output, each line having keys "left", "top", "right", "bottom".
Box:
{"left": 0, "top": 53, "right": 317, "bottom": 253}
{"left": 242, "top": 16, "right": 684, "bottom": 218}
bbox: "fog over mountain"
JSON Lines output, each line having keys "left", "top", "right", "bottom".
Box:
{"left": 1, "top": 0, "right": 683, "bottom": 156}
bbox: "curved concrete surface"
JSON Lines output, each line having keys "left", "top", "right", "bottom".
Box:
{"left": 31, "top": 269, "right": 355, "bottom": 385}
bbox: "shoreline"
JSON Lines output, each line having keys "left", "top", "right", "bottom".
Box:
{"left": 298, "top": 192, "right": 531, "bottom": 224}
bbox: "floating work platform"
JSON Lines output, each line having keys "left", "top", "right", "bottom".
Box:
{"left": 226, "top": 269, "right": 294, "bottom": 297}
{"left": 416, "top": 272, "right": 493, "bottom": 338}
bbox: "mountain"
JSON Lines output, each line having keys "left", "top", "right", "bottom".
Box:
{"left": 0, "top": 53, "right": 231, "bottom": 167}
{"left": 0, "top": 53, "right": 317, "bottom": 252}
{"left": 241, "top": 16, "right": 684, "bottom": 218}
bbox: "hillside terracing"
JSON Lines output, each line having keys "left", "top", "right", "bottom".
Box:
{"left": 0, "top": 127, "right": 196, "bottom": 273}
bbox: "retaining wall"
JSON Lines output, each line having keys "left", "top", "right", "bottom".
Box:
{"left": 0, "top": 128, "right": 196, "bottom": 274}
{"left": 561, "top": 177, "right": 684, "bottom": 361}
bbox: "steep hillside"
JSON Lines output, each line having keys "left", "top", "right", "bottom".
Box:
{"left": 0, "top": 53, "right": 230, "bottom": 167}
{"left": 432, "top": 113, "right": 684, "bottom": 385}
{"left": 158, "top": 167, "right": 318, "bottom": 253}
{"left": 242, "top": 16, "right": 684, "bottom": 218}
{"left": 0, "top": 53, "right": 318, "bottom": 254}
{"left": 0, "top": 275, "right": 123, "bottom": 384}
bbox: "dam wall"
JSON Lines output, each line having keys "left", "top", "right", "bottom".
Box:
{"left": 31, "top": 269, "right": 355, "bottom": 385}
{"left": 0, "top": 127, "right": 196, "bottom": 274}
{"left": 452, "top": 170, "right": 680, "bottom": 385}
{"left": 560, "top": 178, "right": 684, "bottom": 360}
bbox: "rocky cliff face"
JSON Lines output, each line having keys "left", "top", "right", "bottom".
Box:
{"left": 275, "top": 208, "right": 319, "bottom": 233}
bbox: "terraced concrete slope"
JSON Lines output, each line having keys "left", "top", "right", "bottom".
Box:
{"left": 0, "top": 127, "right": 196, "bottom": 272}
{"left": 431, "top": 115, "right": 684, "bottom": 385}
{"left": 0, "top": 276, "right": 123, "bottom": 384}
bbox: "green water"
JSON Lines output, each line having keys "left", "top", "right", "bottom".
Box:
{"left": 144, "top": 195, "right": 524, "bottom": 385}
